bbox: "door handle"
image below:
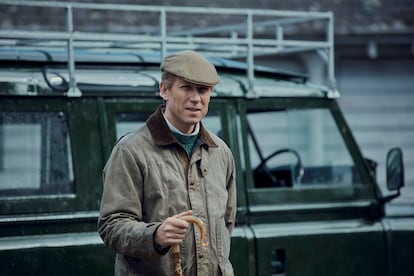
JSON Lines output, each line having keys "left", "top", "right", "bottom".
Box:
{"left": 271, "top": 248, "right": 286, "bottom": 275}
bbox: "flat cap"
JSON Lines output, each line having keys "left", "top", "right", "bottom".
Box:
{"left": 161, "top": 50, "right": 220, "bottom": 86}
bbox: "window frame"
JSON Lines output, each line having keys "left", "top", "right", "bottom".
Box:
{"left": 0, "top": 97, "right": 104, "bottom": 215}
{"left": 0, "top": 110, "right": 74, "bottom": 197}
{"left": 237, "top": 98, "right": 377, "bottom": 208}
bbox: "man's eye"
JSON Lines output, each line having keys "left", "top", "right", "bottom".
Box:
{"left": 198, "top": 88, "right": 209, "bottom": 94}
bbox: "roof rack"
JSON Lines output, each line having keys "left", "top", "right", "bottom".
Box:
{"left": 0, "top": 0, "right": 336, "bottom": 97}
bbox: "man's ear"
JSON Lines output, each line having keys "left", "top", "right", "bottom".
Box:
{"left": 159, "top": 82, "right": 168, "bottom": 101}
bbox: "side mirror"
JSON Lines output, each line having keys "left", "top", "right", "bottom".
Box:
{"left": 381, "top": 148, "right": 405, "bottom": 204}
{"left": 386, "top": 147, "right": 404, "bottom": 191}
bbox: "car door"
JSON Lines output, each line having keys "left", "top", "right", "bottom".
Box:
{"left": 238, "top": 98, "right": 388, "bottom": 276}
{"left": 0, "top": 96, "right": 113, "bottom": 275}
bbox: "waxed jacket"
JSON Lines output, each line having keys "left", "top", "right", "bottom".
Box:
{"left": 98, "top": 105, "right": 237, "bottom": 276}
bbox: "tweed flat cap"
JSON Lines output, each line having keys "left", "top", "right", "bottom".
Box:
{"left": 161, "top": 50, "right": 220, "bottom": 86}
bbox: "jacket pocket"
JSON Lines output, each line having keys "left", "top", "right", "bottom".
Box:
{"left": 216, "top": 219, "right": 234, "bottom": 276}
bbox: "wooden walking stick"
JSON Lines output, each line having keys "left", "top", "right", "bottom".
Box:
{"left": 171, "top": 215, "right": 208, "bottom": 276}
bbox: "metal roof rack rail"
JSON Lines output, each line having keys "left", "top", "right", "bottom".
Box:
{"left": 0, "top": 0, "right": 336, "bottom": 97}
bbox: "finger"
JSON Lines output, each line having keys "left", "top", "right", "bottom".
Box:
{"left": 173, "top": 210, "right": 193, "bottom": 219}
{"left": 163, "top": 216, "right": 189, "bottom": 232}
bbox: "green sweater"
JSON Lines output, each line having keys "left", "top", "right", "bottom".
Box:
{"left": 173, "top": 131, "right": 198, "bottom": 158}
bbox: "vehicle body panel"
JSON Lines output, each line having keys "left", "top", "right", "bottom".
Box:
{"left": 0, "top": 53, "right": 413, "bottom": 276}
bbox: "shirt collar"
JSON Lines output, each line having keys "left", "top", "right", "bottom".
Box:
{"left": 163, "top": 113, "right": 200, "bottom": 137}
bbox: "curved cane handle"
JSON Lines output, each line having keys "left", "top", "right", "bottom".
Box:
{"left": 172, "top": 215, "right": 208, "bottom": 276}
{"left": 180, "top": 215, "right": 208, "bottom": 247}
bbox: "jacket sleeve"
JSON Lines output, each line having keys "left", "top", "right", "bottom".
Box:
{"left": 97, "top": 142, "right": 162, "bottom": 259}
{"left": 225, "top": 149, "right": 237, "bottom": 234}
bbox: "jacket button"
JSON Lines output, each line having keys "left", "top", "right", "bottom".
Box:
{"left": 190, "top": 182, "right": 195, "bottom": 186}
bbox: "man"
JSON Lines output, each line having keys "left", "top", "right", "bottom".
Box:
{"left": 98, "top": 50, "right": 237, "bottom": 275}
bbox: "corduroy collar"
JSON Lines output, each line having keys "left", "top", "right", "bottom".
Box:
{"left": 147, "top": 105, "right": 218, "bottom": 148}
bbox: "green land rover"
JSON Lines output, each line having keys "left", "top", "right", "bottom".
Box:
{"left": 0, "top": 1, "right": 412, "bottom": 275}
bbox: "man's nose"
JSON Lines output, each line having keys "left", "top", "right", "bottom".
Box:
{"left": 189, "top": 90, "right": 202, "bottom": 101}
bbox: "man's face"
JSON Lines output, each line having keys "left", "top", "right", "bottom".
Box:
{"left": 160, "top": 78, "right": 212, "bottom": 134}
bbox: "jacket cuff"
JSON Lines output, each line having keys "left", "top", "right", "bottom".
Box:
{"left": 152, "top": 224, "right": 171, "bottom": 255}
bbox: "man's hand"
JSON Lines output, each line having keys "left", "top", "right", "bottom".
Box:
{"left": 154, "top": 210, "right": 193, "bottom": 247}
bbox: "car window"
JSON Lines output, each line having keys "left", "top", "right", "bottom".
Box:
{"left": 0, "top": 111, "right": 74, "bottom": 197}
{"left": 247, "top": 108, "right": 362, "bottom": 188}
